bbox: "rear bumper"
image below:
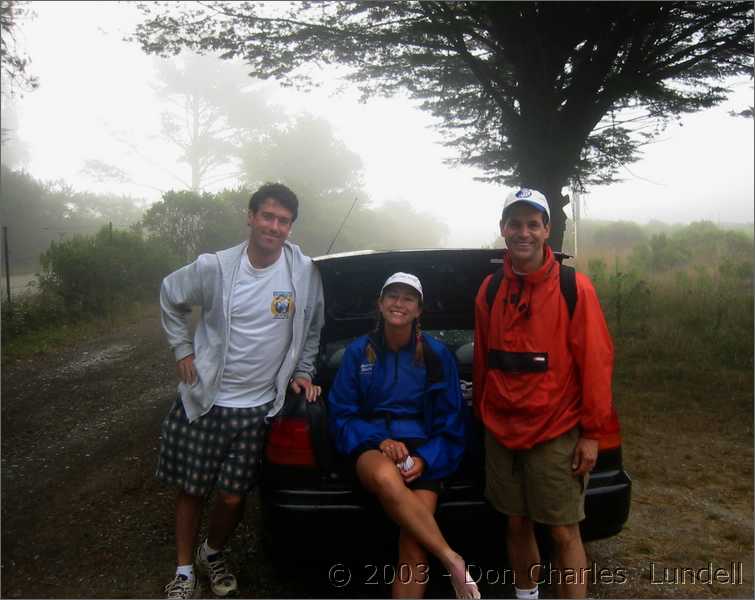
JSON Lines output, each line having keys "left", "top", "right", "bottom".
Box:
{"left": 260, "top": 468, "right": 631, "bottom": 548}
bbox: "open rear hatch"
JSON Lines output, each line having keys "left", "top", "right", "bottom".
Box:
{"left": 316, "top": 248, "right": 503, "bottom": 342}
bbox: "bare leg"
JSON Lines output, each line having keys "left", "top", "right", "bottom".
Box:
{"left": 550, "top": 524, "right": 587, "bottom": 598}
{"left": 392, "top": 489, "right": 437, "bottom": 599}
{"left": 507, "top": 515, "right": 540, "bottom": 590}
{"left": 356, "top": 450, "right": 479, "bottom": 599}
{"left": 206, "top": 491, "right": 246, "bottom": 551}
{"left": 176, "top": 490, "right": 203, "bottom": 565}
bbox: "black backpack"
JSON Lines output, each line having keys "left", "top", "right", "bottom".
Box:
{"left": 484, "top": 252, "right": 577, "bottom": 319}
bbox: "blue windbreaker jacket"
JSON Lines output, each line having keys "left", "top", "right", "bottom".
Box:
{"left": 327, "top": 332, "right": 466, "bottom": 481}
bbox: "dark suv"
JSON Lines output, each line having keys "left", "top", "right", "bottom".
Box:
{"left": 260, "top": 249, "right": 630, "bottom": 562}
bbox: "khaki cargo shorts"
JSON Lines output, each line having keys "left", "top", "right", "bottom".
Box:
{"left": 484, "top": 427, "right": 587, "bottom": 525}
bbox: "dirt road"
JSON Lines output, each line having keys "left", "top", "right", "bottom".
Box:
{"left": 1, "top": 306, "right": 752, "bottom": 598}
{"left": 2, "top": 308, "right": 178, "bottom": 598}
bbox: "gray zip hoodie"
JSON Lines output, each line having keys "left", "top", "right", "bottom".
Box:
{"left": 160, "top": 240, "right": 324, "bottom": 423}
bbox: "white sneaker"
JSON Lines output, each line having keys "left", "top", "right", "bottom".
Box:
{"left": 164, "top": 574, "right": 199, "bottom": 599}
{"left": 195, "top": 544, "right": 238, "bottom": 597}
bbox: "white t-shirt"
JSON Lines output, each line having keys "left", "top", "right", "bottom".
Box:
{"left": 214, "top": 251, "right": 294, "bottom": 408}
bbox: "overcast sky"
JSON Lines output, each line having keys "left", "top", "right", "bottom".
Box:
{"left": 4, "top": 1, "right": 754, "bottom": 247}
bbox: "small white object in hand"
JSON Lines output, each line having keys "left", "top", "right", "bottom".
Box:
{"left": 397, "top": 456, "right": 415, "bottom": 471}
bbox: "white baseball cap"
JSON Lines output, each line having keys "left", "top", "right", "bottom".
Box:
{"left": 380, "top": 272, "right": 423, "bottom": 300}
{"left": 502, "top": 188, "right": 550, "bottom": 221}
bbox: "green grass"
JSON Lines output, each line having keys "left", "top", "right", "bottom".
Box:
{"left": 595, "top": 264, "right": 753, "bottom": 384}
{"left": 1, "top": 301, "right": 154, "bottom": 362}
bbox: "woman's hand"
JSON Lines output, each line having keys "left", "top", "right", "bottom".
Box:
{"left": 379, "top": 439, "right": 409, "bottom": 462}
{"left": 400, "top": 455, "right": 425, "bottom": 484}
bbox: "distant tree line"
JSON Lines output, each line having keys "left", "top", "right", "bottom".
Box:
{"left": 562, "top": 218, "right": 753, "bottom": 271}
{"left": 574, "top": 220, "right": 752, "bottom": 280}
{"left": 581, "top": 220, "right": 753, "bottom": 372}
{"left": 0, "top": 165, "right": 146, "bottom": 272}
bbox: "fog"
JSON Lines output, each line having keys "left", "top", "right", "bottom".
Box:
{"left": 3, "top": 1, "right": 754, "bottom": 250}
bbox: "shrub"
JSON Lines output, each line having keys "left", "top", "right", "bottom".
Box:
{"left": 587, "top": 258, "right": 608, "bottom": 286}
{"left": 1, "top": 289, "right": 68, "bottom": 340}
{"left": 2, "top": 226, "right": 180, "bottom": 345}
{"left": 38, "top": 226, "right": 180, "bottom": 317}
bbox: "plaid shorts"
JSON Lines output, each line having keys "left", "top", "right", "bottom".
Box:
{"left": 155, "top": 396, "right": 272, "bottom": 497}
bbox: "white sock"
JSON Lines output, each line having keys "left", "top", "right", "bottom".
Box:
{"left": 515, "top": 585, "right": 538, "bottom": 599}
{"left": 176, "top": 564, "right": 194, "bottom": 580}
{"left": 203, "top": 539, "right": 222, "bottom": 557}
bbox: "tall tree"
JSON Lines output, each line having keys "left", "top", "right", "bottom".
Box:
{"left": 152, "top": 53, "right": 279, "bottom": 191}
{"left": 241, "top": 114, "right": 449, "bottom": 254}
{"left": 240, "top": 114, "right": 365, "bottom": 254}
{"left": 0, "top": 0, "right": 37, "bottom": 96}
{"left": 82, "top": 54, "right": 281, "bottom": 195}
{"left": 134, "top": 1, "right": 753, "bottom": 249}
{"left": 0, "top": 94, "right": 30, "bottom": 168}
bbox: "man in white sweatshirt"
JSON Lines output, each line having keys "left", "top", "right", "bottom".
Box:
{"left": 158, "top": 183, "right": 324, "bottom": 599}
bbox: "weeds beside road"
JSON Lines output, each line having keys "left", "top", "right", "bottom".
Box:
{"left": 1, "top": 304, "right": 752, "bottom": 598}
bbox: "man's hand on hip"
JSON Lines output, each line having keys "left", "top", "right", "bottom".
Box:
{"left": 176, "top": 354, "right": 197, "bottom": 385}
{"left": 290, "top": 377, "right": 322, "bottom": 403}
{"left": 572, "top": 437, "right": 598, "bottom": 476}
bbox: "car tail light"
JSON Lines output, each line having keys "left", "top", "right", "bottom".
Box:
{"left": 265, "top": 416, "right": 317, "bottom": 467}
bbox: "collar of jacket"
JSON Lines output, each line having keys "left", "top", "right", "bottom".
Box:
{"left": 366, "top": 322, "right": 418, "bottom": 355}
{"left": 365, "top": 327, "right": 444, "bottom": 386}
{"left": 216, "top": 239, "right": 304, "bottom": 273}
{"left": 503, "top": 244, "right": 558, "bottom": 284}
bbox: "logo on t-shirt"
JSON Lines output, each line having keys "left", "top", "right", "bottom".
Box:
{"left": 271, "top": 291, "right": 294, "bottom": 319}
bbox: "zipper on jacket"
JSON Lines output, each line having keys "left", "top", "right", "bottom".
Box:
{"left": 393, "top": 351, "right": 399, "bottom": 388}
{"left": 511, "top": 275, "right": 525, "bottom": 306}
{"left": 288, "top": 245, "right": 297, "bottom": 365}
{"left": 381, "top": 349, "right": 401, "bottom": 397}
{"left": 218, "top": 248, "right": 242, "bottom": 388}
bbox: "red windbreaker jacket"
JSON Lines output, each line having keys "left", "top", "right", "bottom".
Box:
{"left": 473, "top": 246, "right": 614, "bottom": 450}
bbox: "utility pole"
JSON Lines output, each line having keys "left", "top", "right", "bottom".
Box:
{"left": 571, "top": 186, "right": 581, "bottom": 259}
{"left": 108, "top": 221, "right": 113, "bottom": 323}
{"left": 3, "top": 226, "right": 11, "bottom": 308}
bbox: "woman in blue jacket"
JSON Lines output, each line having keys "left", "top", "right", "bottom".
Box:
{"left": 328, "top": 272, "right": 480, "bottom": 599}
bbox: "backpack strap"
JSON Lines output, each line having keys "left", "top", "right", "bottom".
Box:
{"left": 485, "top": 267, "right": 505, "bottom": 313}
{"left": 559, "top": 264, "right": 577, "bottom": 320}
{"left": 422, "top": 336, "right": 445, "bottom": 385}
{"left": 359, "top": 333, "right": 381, "bottom": 419}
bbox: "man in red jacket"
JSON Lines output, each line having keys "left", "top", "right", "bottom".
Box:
{"left": 473, "top": 188, "right": 614, "bottom": 599}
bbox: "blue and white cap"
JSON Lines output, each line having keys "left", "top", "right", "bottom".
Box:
{"left": 502, "top": 188, "right": 550, "bottom": 220}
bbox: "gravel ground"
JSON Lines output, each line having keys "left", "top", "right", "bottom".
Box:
{"left": 1, "top": 305, "right": 752, "bottom": 598}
